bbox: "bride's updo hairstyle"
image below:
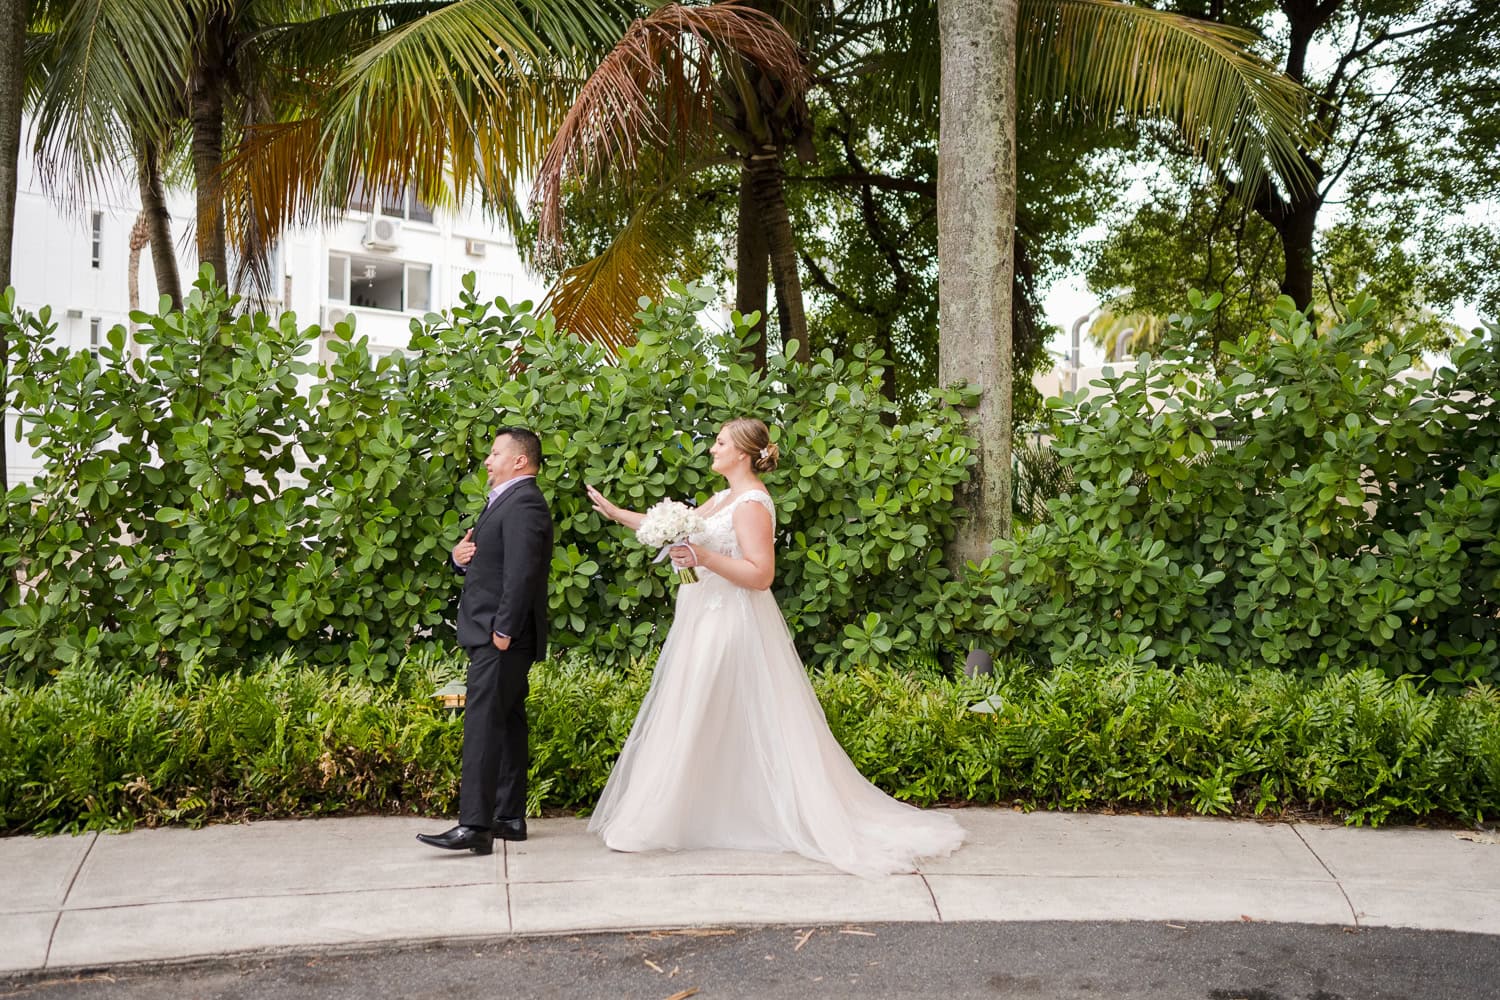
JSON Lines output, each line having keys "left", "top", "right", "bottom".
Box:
{"left": 724, "top": 417, "right": 780, "bottom": 473}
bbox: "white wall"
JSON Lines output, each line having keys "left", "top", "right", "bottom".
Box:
{"left": 4, "top": 124, "right": 546, "bottom": 485}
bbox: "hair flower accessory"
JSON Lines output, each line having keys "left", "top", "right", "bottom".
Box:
{"left": 759, "top": 447, "right": 769, "bottom": 459}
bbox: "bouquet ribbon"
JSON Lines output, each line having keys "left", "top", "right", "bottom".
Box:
{"left": 652, "top": 535, "right": 696, "bottom": 563}
{"left": 650, "top": 538, "right": 697, "bottom": 582}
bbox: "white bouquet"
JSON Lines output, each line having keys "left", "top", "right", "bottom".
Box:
{"left": 636, "top": 500, "right": 706, "bottom": 583}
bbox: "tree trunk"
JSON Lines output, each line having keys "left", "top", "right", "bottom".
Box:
{"left": 137, "top": 139, "right": 182, "bottom": 311}
{"left": 1277, "top": 198, "right": 1318, "bottom": 310}
{"left": 0, "top": 0, "right": 26, "bottom": 495}
{"left": 938, "top": 0, "right": 1018, "bottom": 565}
{"left": 876, "top": 319, "right": 897, "bottom": 412}
{"left": 189, "top": 71, "right": 228, "bottom": 287}
{"left": 1214, "top": 0, "right": 1328, "bottom": 316}
{"left": 127, "top": 212, "right": 148, "bottom": 334}
{"left": 735, "top": 163, "right": 770, "bottom": 370}
{"left": 748, "top": 151, "right": 810, "bottom": 363}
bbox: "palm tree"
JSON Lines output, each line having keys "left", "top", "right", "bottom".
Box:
{"left": 531, "top": 1, "right": 811, "bottom": 361}
{"left": 214, "top": 0, "right": 1323, "bottom": 406}
{"left": 934, "top": 0, "right": 1319, "bottom": 556}
{"left": 25, "top": 0, "right": 467, "bottom": 298}
{"left": 229, "top": 0, "right": 1314, "bottom": 375}
{"left": 25, "top": 0, "right": 204, "bottom": 301}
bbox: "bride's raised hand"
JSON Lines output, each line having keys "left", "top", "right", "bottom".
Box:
{"left": 585, "top": 483, "right": 614, "bottom": 519}
{"left": 587, "top": 483, "right": 646, "bottom": 530}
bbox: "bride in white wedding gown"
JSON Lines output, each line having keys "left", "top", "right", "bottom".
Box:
{"left": 584, "top": 418, "right": 964, "bottom": 877}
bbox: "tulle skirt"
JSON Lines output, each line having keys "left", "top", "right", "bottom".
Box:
{"left": 588, "top": 572, "right": 965, "bottom": 877}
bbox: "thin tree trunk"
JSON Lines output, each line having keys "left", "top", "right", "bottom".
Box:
{"left": 748, "top": 152, "right": 810, "bottom": 363}
{"left": 938, "top": 0, "right": 1017, "bottom": 564}
{"left": 137, "top": 139, "right": 182, "bottom": 311}
{"left": 876, "top": 320, "right": 897, "bottom": 408}
{"left": 1223, "top": 0, "right": 1328, "bottom": 316}
{"left": 189, "top": 73, "right": 228, "bottom": 287}
{"left": 735, "top": 164, "right": 770, "bottom": 370}
{"left": 0, "top": 0, "right": 26, "bottom": 496}
{"left": 127, "top": 212, "right": 148, "bottom": 335}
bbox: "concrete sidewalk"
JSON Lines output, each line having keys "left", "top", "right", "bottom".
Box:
{"left": 3, "top": 809, "right": 1497, "bottom": 976}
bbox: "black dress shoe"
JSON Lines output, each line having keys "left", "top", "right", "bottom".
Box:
{"left": 491, "top": 816, "right": 527, "bottom": 841}
{"left": 416, "top": 825, "right": 494, "bottom": 855}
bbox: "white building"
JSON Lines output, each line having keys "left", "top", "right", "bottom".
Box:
{"left": 4, "top": 128, "right": 546, "bottom": 484}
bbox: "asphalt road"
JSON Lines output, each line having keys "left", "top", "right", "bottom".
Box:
{"left": 6, "top": 921, "right": 1497, "bottom": 1000}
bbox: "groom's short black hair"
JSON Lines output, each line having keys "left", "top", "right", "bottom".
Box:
{"left": 495, "top": 426, "right": 542, "bottom": 470}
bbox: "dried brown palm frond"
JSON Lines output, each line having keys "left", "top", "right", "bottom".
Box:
{"left": 533, "top": 1, "right": 808, "bottom": 253}
{"left": 541, "top": 165, "right": 727, "bottom": 354}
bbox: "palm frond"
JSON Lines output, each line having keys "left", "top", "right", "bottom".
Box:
{"left": 541, "top": 167, "right": 727, "bottom": 353}
{"left": 533, "top": 1, "right": 809, "bottom": 249}
{"left": 26, "top": 0, "right": 199, "bottom": 206}
{"left": 1086, "top": 307, "right": 1169, "bottom": 359}
{"left": 326, "top": 0, "right": 628, "bottom": 201}
{"left": 1018, "top": 0, "right": 1320, "bottom": 198}
{"left": 813, "top": 0, "right": 939, "bottom": 118}
{"left": 1012, "top": 434, "right": 1074, "bottom": 526}
{"left": 244, "top": 1, "right": 451, "bottom": 81}
{"left": 224, "top": 0, "right": 632, "bottom": 267}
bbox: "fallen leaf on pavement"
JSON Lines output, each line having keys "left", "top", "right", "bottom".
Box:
{"left": 653, "top": 929, "right": 737, "bottom": 938}
{"left": 663, "top": 990, "right": 699, "bottom": 1000}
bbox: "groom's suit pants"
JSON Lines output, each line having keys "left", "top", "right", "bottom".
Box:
{"left": 459, "top": 640, "right": 533, "bottom": 827}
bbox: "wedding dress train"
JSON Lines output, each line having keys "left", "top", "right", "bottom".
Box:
{"left": 588, "top": 490, "right": 965, "bottom": 877}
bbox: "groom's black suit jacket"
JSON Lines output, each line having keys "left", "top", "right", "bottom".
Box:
{"left": 455, "top": 478, "right": 554, "bottom": 657}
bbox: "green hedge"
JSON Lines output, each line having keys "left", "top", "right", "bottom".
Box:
{"left": 5, "top": 275, "right": 1498, "bottom": 688}
{"left": 954, "top": 295, "right": 1500, "bottom": 685}
{"left": 3, "top": 651, "right": 1496, "bottom": 834}
{"left": 0, "top": 275, "right": 974, "bottom": 684}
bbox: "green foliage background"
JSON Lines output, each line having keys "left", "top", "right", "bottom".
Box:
{"left": 972, "top": 295, "right": 1500, "bottom": 685}
{"left": 0, "top": 275, "right": 976, "bottom": 685}
{"left": 5, "top": 276, "right": 1500, "bottom": 691}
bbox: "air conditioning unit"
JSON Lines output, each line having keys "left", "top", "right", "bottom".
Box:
{"left": 363, "top": 216, "right": 401, "bottom": 250}
{"left": 464, "top": 238, "right": 487, "bottom": 257}
{"left": 321, "top": 305, "right": 352, "bottom": 331}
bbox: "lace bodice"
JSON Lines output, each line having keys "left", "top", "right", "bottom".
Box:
{"left": 689, "top": 489, "right": 776, "bottom": 562}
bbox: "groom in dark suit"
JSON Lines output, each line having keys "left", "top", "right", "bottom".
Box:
{"left": 418, "top": 427, "right": 554, "bottom": 856}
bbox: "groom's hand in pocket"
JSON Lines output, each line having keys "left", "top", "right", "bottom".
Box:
{"left": 492, "top": 632, "right": 512, "bottom": 651}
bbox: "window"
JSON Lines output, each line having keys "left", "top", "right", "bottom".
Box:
{"left": 346, "top": 180, "right": 434, "bottom": 223}
{"left": 89, "top": 318, "right": 101, "bottom": 353}
{"left": 328, "top": 253, "right": 432, "bottom": 312}
{"left": 405, "top": 191, "right": 435, "bottom": 225}
{"left": 407, "top": 264, "right": 431, "bottom": 311}
{"left": 90, "top": 212, "right": 103, "bottom": 269}
{"left": 328, "top": 254, "right": 349, "bottom": 301}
